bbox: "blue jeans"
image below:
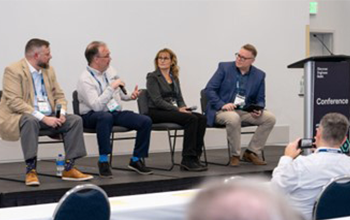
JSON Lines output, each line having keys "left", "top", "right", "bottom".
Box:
{"left": 82, "top": 110, "right": 152, "bottom": 158}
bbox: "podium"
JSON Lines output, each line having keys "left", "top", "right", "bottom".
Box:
{"left": 288, "top": 55, "right": 350, "bottom": 154}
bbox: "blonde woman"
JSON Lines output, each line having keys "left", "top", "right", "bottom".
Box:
{"left": 146, "top": 48, "right": 207, "bottom": 172}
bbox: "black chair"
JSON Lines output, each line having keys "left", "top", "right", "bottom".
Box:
{"left": 200, "top": 89, "right": 263, "bottom": 166}
{"left": 53, "top": 184, "right": 110, "bottom": 220}
{"left": 72, "top": 91, "right": 135, "bottom": 169}
{"left": 312, "top": 176, "right": 350, "bottom": 220}
{"left": 137, "top": 89, "right": 190, "bottom": 171}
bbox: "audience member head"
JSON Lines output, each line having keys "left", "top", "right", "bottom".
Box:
{"left": 154, "top": 48, "right": 179, "bottom": 79}
{"left": 187, "top": 177, "right": 302, "bottom": 220}
{"left": 315, "top": 112, "right": 349, "bottom": 148}
{"left": 85, "top": 41, "right": 111, "bottom": 72}
{"left": 25, "top": 38, "right": 51, "bottom": 70}
{"left": 235, "top": 44, "right": 257, "bottom": 72}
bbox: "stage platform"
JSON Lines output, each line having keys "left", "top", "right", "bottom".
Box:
{"left": 0, "top": 145, "right": 284, "bottom": 208}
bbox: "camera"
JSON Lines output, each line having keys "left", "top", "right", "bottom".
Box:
{"left": 298, "top": 138, "right": 315, "bottom": 149}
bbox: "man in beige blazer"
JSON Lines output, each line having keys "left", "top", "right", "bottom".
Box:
{"left": 0, "top": 38, "right": 93, "bottom": 186}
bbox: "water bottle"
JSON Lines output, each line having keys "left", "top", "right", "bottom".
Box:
{"left": 56, "top": 154, "right": 65, "bottom": 176}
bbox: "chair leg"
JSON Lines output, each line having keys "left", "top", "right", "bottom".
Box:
{"left": 147, "top": 129, "right": 181, "bottom": 171}
{"left": 201, "top": 138, "right": 231, "bottom": 166}
{"left": 109, "top": 132, "right": 134, "bottom": 172}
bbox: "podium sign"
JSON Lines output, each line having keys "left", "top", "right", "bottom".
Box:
{"left": 288, "top": 55, "right": 350, "bottom": 154}
{"left": 313, "top": 61, "right": 350, "bottom": 135}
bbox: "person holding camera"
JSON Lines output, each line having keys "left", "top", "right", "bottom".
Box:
{"left": 271, "top": 112, "right": 350, "bottom": 220}
{"left": 146, "top": 48, "right": 207, "bottom": 172}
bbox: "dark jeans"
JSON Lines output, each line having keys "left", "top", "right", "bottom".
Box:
{"left": 82, "top": 110, "right": 152, "bottom": 158}
{"left": 148, "top": 109, "right": 207, "bottom": 157}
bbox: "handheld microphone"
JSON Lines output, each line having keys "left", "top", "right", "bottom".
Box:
{"left": 313, "top": 34, "right": 334, "bottom": 55}
{"left": 186, "top": 105, "right": 197, "bottom": 111}
{"left": 119, "top": 85, "right": 127, "bottom": 95}
{"left": 55, "top": 104, "right": 62, "bottom": 118}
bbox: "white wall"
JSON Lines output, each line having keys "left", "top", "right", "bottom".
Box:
{"left": 309, "top": 0, "right": 350, "bottom": 55}
{"left": 0, "top": 0, "right": 309, "bottom": 162}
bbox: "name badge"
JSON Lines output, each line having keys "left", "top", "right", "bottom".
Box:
{"left": 171, "top": 100, "right": 178, "bottom": 107}
{"left": 38, "top": 99, "right": 51, "bottom": 115}
{"left": 234, "top": 95, "right": 245, "bottom": 106}
{"left": 107, "top": 99, "right": 121, "bottom": 112}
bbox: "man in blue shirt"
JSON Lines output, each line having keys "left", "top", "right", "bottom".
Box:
{"left": 205, "top": 44, "right": 276, "bottom": 166}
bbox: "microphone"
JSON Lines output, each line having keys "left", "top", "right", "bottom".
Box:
{"left": 55, "top": 104, "right": 62, "bottom": 118}
{"left": 119, "top": 85, "right": 127, "bottom": 95}
{"left": 313, "top": 34, "right": 334, "bottom": 55}
{"left": 186, "top": 105, "right": 197, "bottom": 111}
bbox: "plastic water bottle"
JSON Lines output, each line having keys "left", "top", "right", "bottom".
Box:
{"left": 56, "top": 154, "right": 65, "bottom": 176}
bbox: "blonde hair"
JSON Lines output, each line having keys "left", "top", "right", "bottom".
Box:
{"left": 154, "top": 48, "right": 180, "bottom": 80}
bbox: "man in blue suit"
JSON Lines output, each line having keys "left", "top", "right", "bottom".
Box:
{"left": 205, "top": 44, "right": 276, "bottom": 166}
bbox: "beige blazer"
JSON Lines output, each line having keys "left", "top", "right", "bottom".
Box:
{"left": 0, "top": 59, "right": 67, "bottom": 141}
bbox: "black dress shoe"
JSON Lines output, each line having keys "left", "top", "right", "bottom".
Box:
{"left": 98, "top": 162, "right": 113, "bottom": 178}
{"left": 181, "top": 157, "right": 207, "bottom": 172}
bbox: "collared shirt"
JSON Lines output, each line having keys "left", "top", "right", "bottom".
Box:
{"left": 77, "top": 66, "right": 132, "bottom": 115}
{"left": 26, "top": 59, "right": 52, "bottom": 120}
{"left": 271, "top": 147, "right": 350, "bottom": 220}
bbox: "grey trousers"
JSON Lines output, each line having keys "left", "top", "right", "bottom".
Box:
{"left": 215, "top": 110, "right": 276, "bottom": 157}
{"left": 19, "top": 114, "right": 87, "bottom": 160}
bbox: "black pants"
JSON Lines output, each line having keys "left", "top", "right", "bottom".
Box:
{"left": 148, "top": 109, "right": 207, "bottom": 157}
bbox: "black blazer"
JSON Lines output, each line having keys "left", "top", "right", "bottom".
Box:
{"left": 146, "top": 69, "right": 186, "bottom": 111}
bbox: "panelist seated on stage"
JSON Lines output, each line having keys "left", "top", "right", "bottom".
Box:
{"left": 0, "top": 38, "right": 93, "bottom": 186}
{"left": 205, "top": 44, "right": 276, "bottom": 167}
{"left": 146, "top": 48, "right": 207, "bottom": 172}
{"left": 77, "top": 41, "right": 153, "bottom": 178}
{"left": 271, "top": 112, "right": 350, "bottom": 220}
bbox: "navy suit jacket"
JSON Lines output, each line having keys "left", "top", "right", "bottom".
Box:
{"left": 205, "top": 61, "right": 266, "bottom": 126}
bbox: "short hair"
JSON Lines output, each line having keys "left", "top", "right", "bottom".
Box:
{"left": 242, "top": 44, "right": 257, "bottom": 58}
{"left": 320, "top": 112, "right": 349, "bottom": 146}
{"left": 187, "top": 177, "right": 302, "bottom": 220}
{"left": 25, "top": 38, "right": 50, "bottom": 55}
{"left": 85, "top": 41, "right": 106, "bottom": 65}
{"left": 154, "top": 48, "right": 180, "bottom": 80}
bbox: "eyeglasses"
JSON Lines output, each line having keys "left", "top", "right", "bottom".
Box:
{"left": 158, "top": 57, "right": 170, "bottom": 61}
{"left": 97, "top": 54, "right": 111, "bottom": 59}
{"left": 235, "top": 53, "right": 254, "bottom": 61}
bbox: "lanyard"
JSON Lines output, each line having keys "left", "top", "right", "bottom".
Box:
{"left": 317, "top": 148, "right": 342, "bottom": 154}
{"left": 88, "top": 69, "right": 109, "bottom": 94}
{"left": 31, "top": 73, "right": 46, "bottom": 97}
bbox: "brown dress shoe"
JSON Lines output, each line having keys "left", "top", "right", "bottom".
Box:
{"left": 26, "top": 170, "right": 40, "bottom": 186}
{"left": 230, "top": 156, "right": 240, "bottom": 166}
{"left": 243, "top": 151, "right": 267, "bottom": 165}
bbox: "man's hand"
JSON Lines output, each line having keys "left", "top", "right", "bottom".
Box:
{"left": 42, "top": 116, "right": 62, "bottom": 128}
{"left": 179, "top": 106, "right": 191, "bottom": 114}
{"left": 58, "top": 115, "right": 66, "bottom": 124}
{"left": 221, "top": 103, "right": 237, "bottom": 111}
{"left": 131, "top": 85, "right": 139, "bottom": 100}
{"left": 110, "top": 79, "right": 124, "bottom": 90}
{"left": 251, "top": 110, "right": 262, "bottom": 118}
{"left": 284, "top": 138, "right": 302, "bottom": 159}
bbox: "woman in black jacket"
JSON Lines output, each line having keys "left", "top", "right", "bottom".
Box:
{"left": 146, "top": 48, "right": 207, "bottom": 172}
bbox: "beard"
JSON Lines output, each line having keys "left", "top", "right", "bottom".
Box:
{"left": 37, "top": 61, "right": 49, "bottom": 69}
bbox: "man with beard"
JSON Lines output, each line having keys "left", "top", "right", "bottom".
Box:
{"left": 0, "top": 38, "right": 93, "bottom": 186}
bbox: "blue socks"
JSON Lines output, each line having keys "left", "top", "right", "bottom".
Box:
{"left": 131, "top": 156, "right": 139, "bottom": 162}
{"left": 64, "top": 159, "right": 75, "bottom": 171}
{"left": 99, "top": 155, "right": 109, "bottom": 163}
{"left": 25, "top": 157, "right": 37, "bottom": 173}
